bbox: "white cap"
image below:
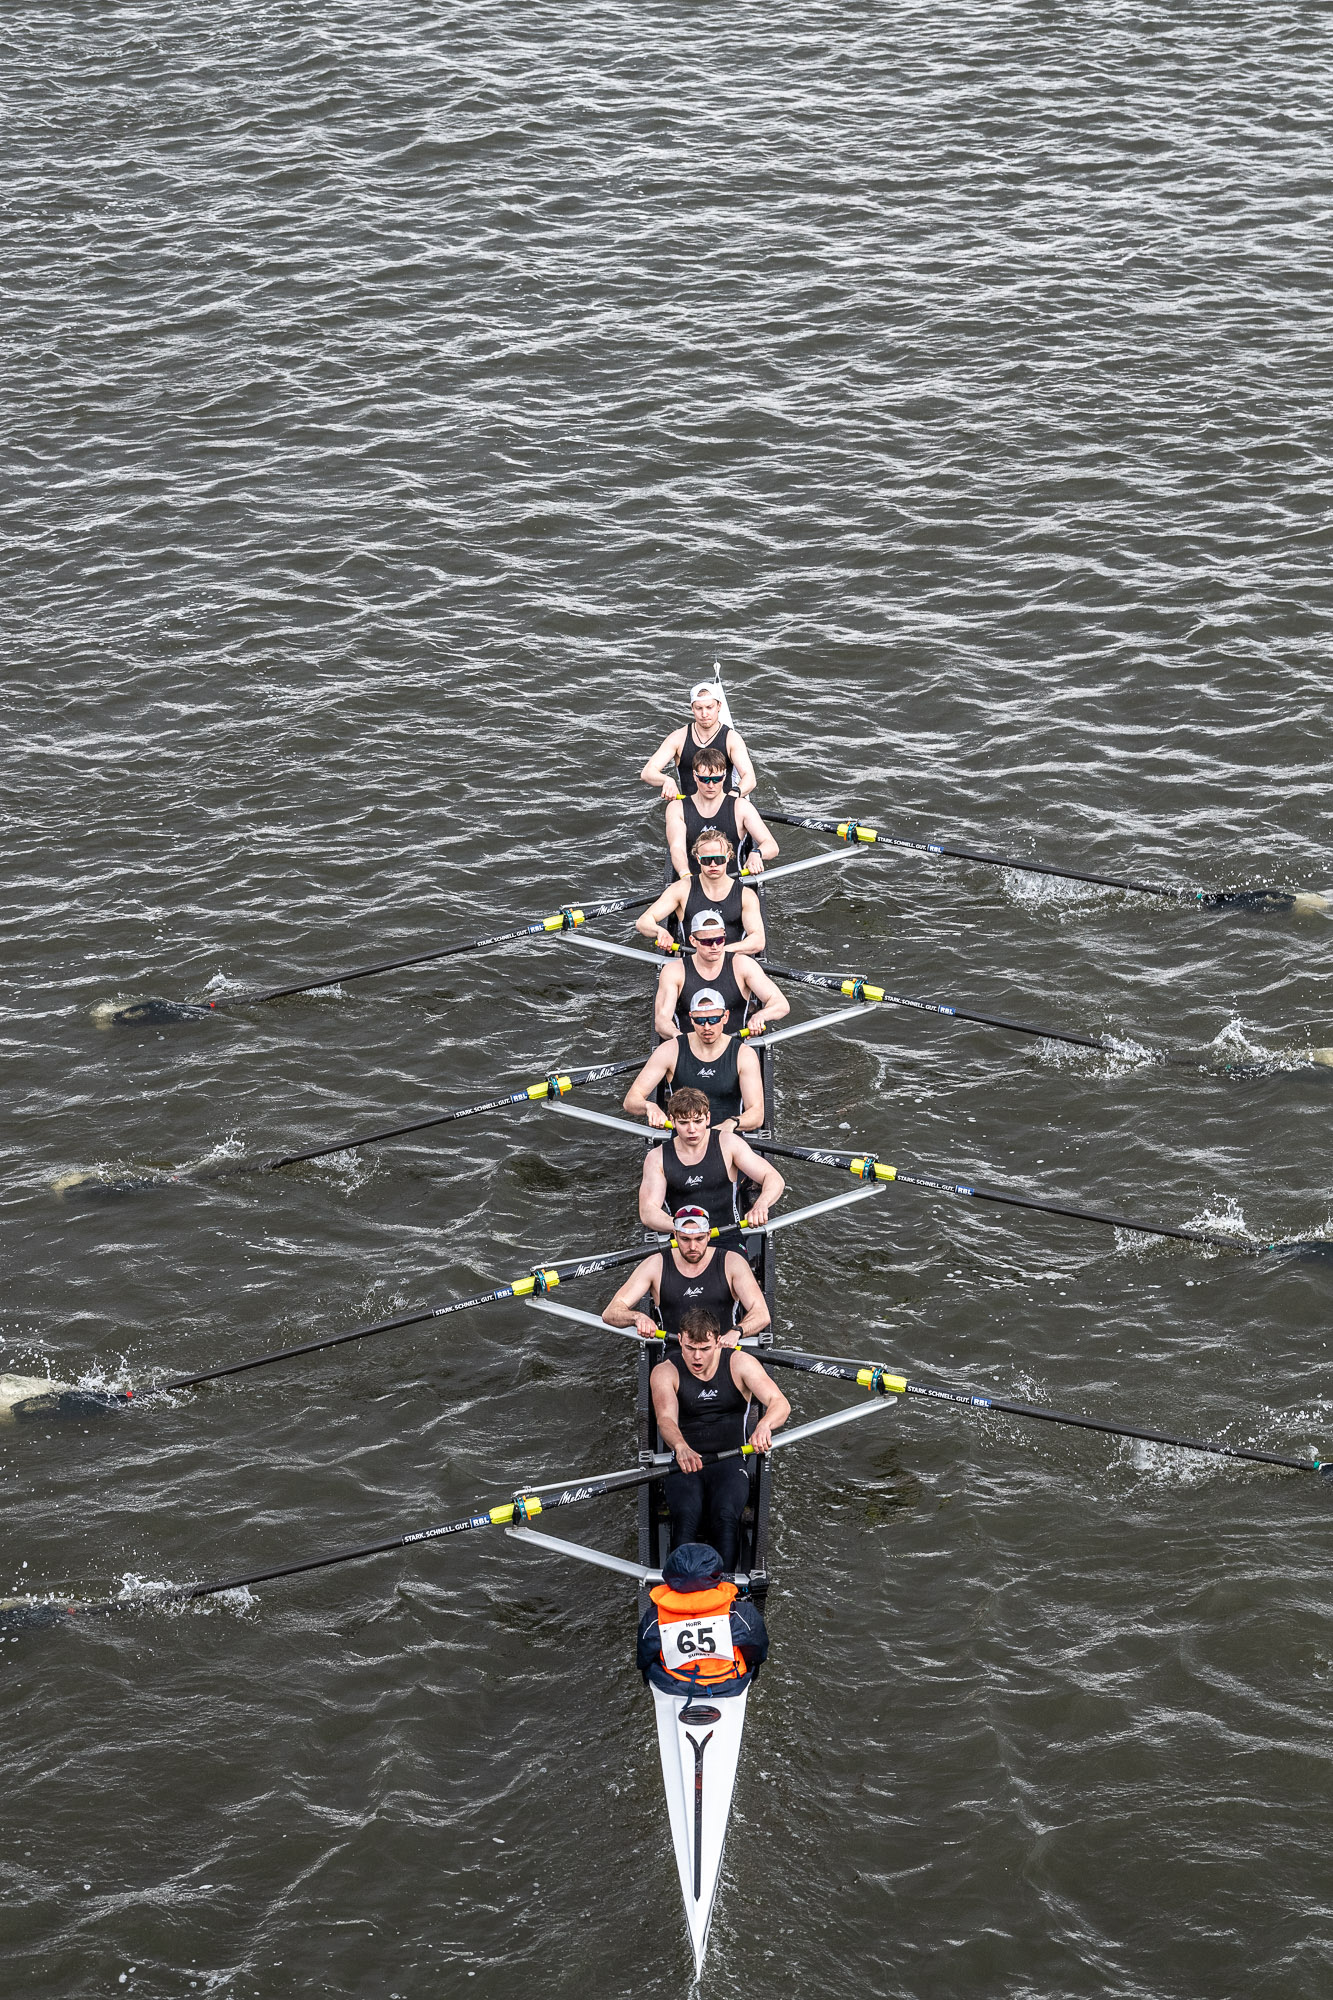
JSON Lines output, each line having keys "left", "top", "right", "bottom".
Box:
{"left": 689, "top": 909, "right": 727, "bottom": 938}
{"left": 690, "top": 679, "right": 722, "bottom": 702}
{"left": 672, "top": 1206, "right": 711, "bottom": 1236}
{"left": 689, "top": 987, "right": 727, "bottom": 1014}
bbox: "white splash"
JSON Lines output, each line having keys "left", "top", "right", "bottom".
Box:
{"left": 0, "top": 1373, "right": 73, "bottom": 1419}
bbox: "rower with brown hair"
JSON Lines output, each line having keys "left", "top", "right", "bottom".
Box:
{"left": 650, "top": 1306, "right": 790, "bottom": 1573}
{"left": 665, "top": 741, "right": 778, "bottom": 882}
{"left": 637, "top": 1088, "right": 783, "bottom": 1235}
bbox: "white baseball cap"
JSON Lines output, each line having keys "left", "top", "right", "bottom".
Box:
{"left": 689, "top": 910, "right": 727, "bottom": 938}
{"left": 689, "top": 987, "right": 727, "bottom": 1014}
{"left": 672, "top": 1206, "right": 711, "bottom": 1236}
{"left": 690, "top": 680, "right": 722, "bottom": 702}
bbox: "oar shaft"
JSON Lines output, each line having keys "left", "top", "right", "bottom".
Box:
{"left": 765, "top": 813, "right": 1186, "bottom": 899}
{"left": 746, "top": 1136, "right": 1261, "bottom": 1255}
{"left": 760, "top": 961, "right": 1114, "bottom": 1054}
{"left": 760, "top": 1349, "right": 1322, "bottom": 1474}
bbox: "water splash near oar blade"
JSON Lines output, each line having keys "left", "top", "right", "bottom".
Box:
{"left": 50, "top": 1168, "right": 177, "bottom": 1199}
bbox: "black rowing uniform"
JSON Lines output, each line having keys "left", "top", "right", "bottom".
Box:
{"left": 674, "top": 1350, "right": 751, "bottom": 1455}
{"left": 663, "top": 1128, "right": 737, "bottom": 1231}
{"left": 681, "top": 793, "right": 741, "bottom": 872}
{"left": 655, "top": 1245, "right": 737, "bottom": 1342}
{"left": 677, "top": 722, "right": 737, "bottom": 796}
{"left": 671, "top": 1032, "right": 742, "bottom": 1126}
{"left": 675, "top": 952, "right": 749, "bottom": 1035}
{"left": 683, "top": 873, "right": 745, "bottom": 946}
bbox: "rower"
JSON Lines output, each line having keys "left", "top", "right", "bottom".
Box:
{"left": 650, "top": 1307, "right": 790, "bottom": 1574}
{"left": 636, "top": 831, "right": 765, "bottom": 956}
{"left": 625, "top": 985, "right": 764, "bottom": 1133}
{"left": 665, "top": 740, "right": 778, "bottom": 882}
{"left": 638, "top": 1087, "right": 783, "bottom": 1234}
{"left": 636, "top": 1541, "right": 769, "bottom": 1696}
{"left": 601, "top": 1204, "right": 770, "bottom": 1347}
{"left": 653, "top": 908, "right": 789, "bottom": 1043}
{"left": 641, "top": 678, "right": 757, "bottom": 802}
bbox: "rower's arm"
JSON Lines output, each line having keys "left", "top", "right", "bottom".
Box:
{"left": 603, "top": 1256, "right": 663, "bottom": 1339}
{"left": 642, "top": 727, "right": 688, "bottom": 800}
{"left": 653, "top": 963, "right": 686, "bottom": 1041}
{"left": 663, "top": 797, "right": 691, "bottom": 880}
{"left": 739, "top": 798, "right": 779, "bottom": 862}
{"left": 635, "top": 881, "right": 685, "bottom": 951}
{"left": 639, "top": 1148, "right": 675, "bottom": 1233}
{"left": 736, "top": 958, "right": 789, "bottom": 1037}
{"left": 729, "top": 885, "right": 766, "bottom": 957}
{"left": 733, "top": 1044, "right": 766, "bottom": 1133}
{"left": 727, "top": 728, "right": 757, "bottom": 798}
{"left": 623, "top": 1044, "right": 676, "bottom": 1127}
{"left": 732, "top": 1352, "right": 790, "bottom": 1447}
{"left": 650, "top": 1361, "right": 691, "bottom": 1460}
{"left": 725, "top": 1133, "right": 784, "bottom": 1225}
{"left": 724, "top": 1251, "right": 771, "bottom": 1338}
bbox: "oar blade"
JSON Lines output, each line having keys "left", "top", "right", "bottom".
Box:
{"left": 93, "top": 998, "right": 218, "bottom": 1027}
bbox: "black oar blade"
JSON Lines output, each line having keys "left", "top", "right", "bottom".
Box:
{"left": 94, "top": 998, "right": 219, "bottom": 1027}
{"left": 0, "top": 1598, "right": 88, "bottom": 1632}
{"left": 11, "top": 1390, "right": 124, "bottom": 1421}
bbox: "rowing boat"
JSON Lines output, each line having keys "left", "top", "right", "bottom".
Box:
{"left": 636, "top": 670, "right": 775, "bottom": 1974}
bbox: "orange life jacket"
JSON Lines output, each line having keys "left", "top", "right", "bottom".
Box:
{"left": 649, "top": 1579, "right": 744, "bottom": 1686}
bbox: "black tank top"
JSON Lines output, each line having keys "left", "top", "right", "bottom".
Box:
{"left": 671, "top": 1033, "right": 742, "bottom": 1125}
{"left": 674, "top": 1351, "right": 750, "bottom": 1454}
{"left": 656, "top": 1246, "right": 736, "bottom": 1339}
{"left": 677, "top": 721, "right": 736, "bottom": 795}
{"left": 683, "top": 873, "right": 745, "bottom": 946}
{"left": 681, "top": 793, "right": 740, "bottom": 873}
{"left": 663, "top": 1128, "right": 736, "bottom": 1230}
{"left": 676, "top": 953, "right": 748, "bottom": 1035}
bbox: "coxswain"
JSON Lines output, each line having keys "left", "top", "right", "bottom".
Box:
{"left": 601, "top": 1204, "right": 770, "bottom": 1347}
{"left": 641, "top": 678, "right": 757, "bottom": 802}
{"left": 638, "top": 1087, "right": 783, "bottom": 1234}
{"left": 653, "top": 908, "right": 789, "bottom": 1043}
{"left": 649, "top": 1307, "right": 790, "bottom": 1574}
{"left": 625, "top": 986, "right": 764, "bottom": 1132}
{"left": 665, "top": 740, "right": 778, "bottom": 881}
{"left": 636, "top": 1540, "right": 769, "bottom": 1696}
{"left": 636, "top": 831, "right": 765, "bottom": 956}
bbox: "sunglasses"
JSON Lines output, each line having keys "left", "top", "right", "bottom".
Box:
{"left": 695, "top": 770, "right": 725, "bottom": 784}
{"left": 697, "top": 854, "right": 728, "bottom": 868}
{"left": 690, "top": 1011, "right": 725, "bottom": 1026}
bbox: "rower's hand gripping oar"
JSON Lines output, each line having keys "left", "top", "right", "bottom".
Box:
{"left": 744, "top": 1134, "right": 1333, "bottom": 1261}
{"left": 759, "top": 1346, "right": 1333, "bottom": 1479}
{"left": 0, "top": 1400, "right": 894, "bottom": 1633}
{"left": 97, "top": 894, "right": 658, "bottom": 1027}
{"left": 763, "top": 812, "right": 1331, "bottom": 915}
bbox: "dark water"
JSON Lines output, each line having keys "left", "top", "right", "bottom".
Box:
{"left": 4, "top": 3, "right": 1333, "bottom": 1994}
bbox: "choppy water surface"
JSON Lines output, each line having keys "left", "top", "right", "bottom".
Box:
{"left": 4, "top": 3, "right": 1333, "bottom": 1995}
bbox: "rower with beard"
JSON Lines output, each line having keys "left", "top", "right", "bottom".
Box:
{"left": 653, "top": 908, "right": 789, "bottom": 1043}
{"left": 638, "top": 1087, "right": 784, "bottom": 1235}
{"left": 650, "top": 1307, "right": 790, "bottom": 1574}
{"left": 641, "top": 677, "right": 758, "bottom": 802}
{"left": 637, "top": 831, "right": 765, "bottom": 956}
{"left": 601, "top": 1204, "right": 770, "bottom": 1349}
{"left": 624, "top": 984, "right": 764, "bottom": 1133}
{"left": 664, "top": 740, "right": 778, "bottom": 883}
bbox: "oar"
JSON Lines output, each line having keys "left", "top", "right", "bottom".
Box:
{"left": 763, "top": 812, "right": 1330, "bottom": 914}
{"left": 98, "top": 894, "right": 658, "bottom": 1027}
{"left": 0, "top": 1400, "right": 893, "bottom": 1632}
{"left": 3, "top": 1242, "right": 658, "bottom": 1422}
{"left": 52, "top": 1058, "right": 649, "bottom": 1197}
{"left": 759, "top": 1347, "right": 1333, "bottom": 1477}
{"left": 744, "top": 1135, "right": 1333, "bottom": 1260}
{"left": 759, "top": 961, "right": 1333, "bottom": 1076}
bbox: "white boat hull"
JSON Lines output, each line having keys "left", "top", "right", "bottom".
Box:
{"left": 652, "top": 1681, "right": 749, "bottom": 1976}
